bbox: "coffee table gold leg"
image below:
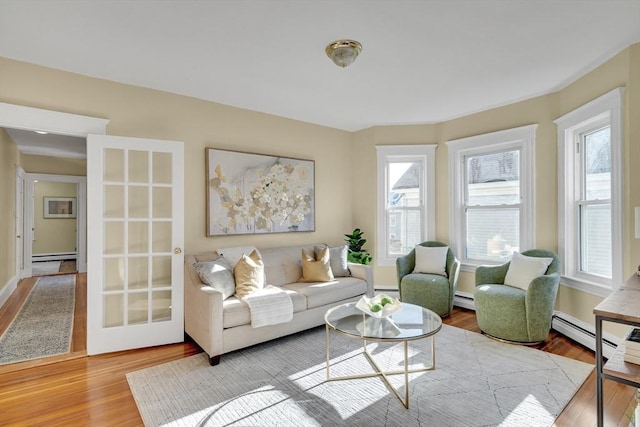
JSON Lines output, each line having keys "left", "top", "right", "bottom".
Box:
{"left": 325, "top": 324, "right": 330, "bottom": 380}
{"left": 404, "top": 341, "right": 409, "bottom": 408}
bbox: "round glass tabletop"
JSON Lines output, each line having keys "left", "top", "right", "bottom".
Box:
{"left": 325, "top": 301, "right": 442, "bottom": 341}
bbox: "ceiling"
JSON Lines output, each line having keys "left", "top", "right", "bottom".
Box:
{"left": 1, "top": 0, "right": 639, "bottom": 140}
{"left": 4, "top": 128, "right": 87, "bottom": 158}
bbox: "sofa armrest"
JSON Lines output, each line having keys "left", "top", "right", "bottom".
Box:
{"left": 475, "top": 263, "right": 509, "bottom": 286}
{"left": 184, "top": 259, "right": 224, "bottom": 360}
{"left": 348, "top": 262, "right": 374, "bottom": 297}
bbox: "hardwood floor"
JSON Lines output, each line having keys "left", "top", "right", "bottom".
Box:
{"left": 0, "top": 281, "right": 637, "bottom": 426}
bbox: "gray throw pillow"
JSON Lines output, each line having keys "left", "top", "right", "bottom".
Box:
{"left": 315, "top": 244, "right": 350, "bottom": 277}
{"left": 193, "top": 256, "right": 235, "bottom": 299}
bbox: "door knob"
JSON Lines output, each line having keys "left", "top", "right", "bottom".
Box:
{"left": 174, "top": 247, "right": 182, "bottom": 254}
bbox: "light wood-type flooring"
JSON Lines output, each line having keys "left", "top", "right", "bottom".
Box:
{"left": 0, "top": 274, "right": 636, "bottom": 426}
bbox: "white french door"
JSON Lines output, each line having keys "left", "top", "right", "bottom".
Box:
{"left": 87, "top": 135, "right": 184, "bottom": 355}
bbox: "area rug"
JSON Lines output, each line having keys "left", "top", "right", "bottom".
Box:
{"left": 126, "top": 324, "right": 593, "bottom": 427}
{"left": 0, "top": 274, "right": 76, "bottom": 364}
{"left": 31, "top": 260, "right": 61, "bottom": 276}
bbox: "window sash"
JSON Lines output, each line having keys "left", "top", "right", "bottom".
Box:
{"left": 447, "top": 125, "right": 536, "bottom": 269}
{"left": 554, "top": 87, "right": 623, "bottom": 295}
{"left": 376, "top": 144, "right": 437, "bottom": 266}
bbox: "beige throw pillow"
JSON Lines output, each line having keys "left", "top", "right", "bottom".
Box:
{"left": 234, "top": 250, "right": 265, "bottom": 298}
{"left": 504, "top": 251, "right": 553, "bottom": 291}
{"left": 315, "top": 244, "right": 350, "bottom": 277}
{"left": 300, "top": 247, "right": 335, "bottom": 282}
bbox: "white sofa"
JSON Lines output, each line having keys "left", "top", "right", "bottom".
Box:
{"left": 184, "top": 244, "right": 374, "bottom": 365}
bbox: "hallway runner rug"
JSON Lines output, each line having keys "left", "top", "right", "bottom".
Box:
{"left": 31, "top": 261, "right": 61, "bottom": 276}
{"left": 0, "top": 274, "right": 76, "bottom": 364}
{"left": 127, "top": 324, "right": 593, "bottom": 427}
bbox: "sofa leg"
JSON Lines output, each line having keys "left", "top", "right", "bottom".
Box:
{"left": 209, "top": 355, "right": 221, "bottom": 366}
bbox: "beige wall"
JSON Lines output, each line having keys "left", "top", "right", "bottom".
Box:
{"left": 0, "top": 129, "right": 19, "bottom": 291}
{"left": 21, "top": 154, "right": 86, "bottom": 176}
{"left": 33, "top": 181, "right": 77, "bottom": 255}
{"left": 0, "top": 56, "right": 355, "bottom": 267}
{"left": 352, "top": 43, "right": 640, "bottom": 334}
{"left": 1, "top": 43, "right": 638, "bottom": 335}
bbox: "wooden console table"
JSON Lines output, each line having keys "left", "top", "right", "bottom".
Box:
{"left": 593, "top": 273, "right": 640, "bottom": 426}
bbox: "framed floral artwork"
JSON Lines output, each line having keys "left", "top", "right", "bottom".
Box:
{"left": 206, "top": 148, "right": 315, "bottom": 236}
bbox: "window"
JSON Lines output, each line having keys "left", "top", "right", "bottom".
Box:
{"left": 447, "top": 125, "right": 536, "bottom": 269}
{"left": 376, "top": 145, "right": 436, "bottom": 266}
{"left": 555, "top": 88, "right": 623, "bottom": 295}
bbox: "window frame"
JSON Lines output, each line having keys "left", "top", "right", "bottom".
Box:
{"left": 376, "top": 144, "right": 437, "bottom": 266}
{"left": 555, "top": 87, "right": 624, "bottom": 296}
{"left": 447, "top": 125, "right": 537, "bottom": 271}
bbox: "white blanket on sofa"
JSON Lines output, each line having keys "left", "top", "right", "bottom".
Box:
{"left": 242, "top": 285, "right": 293, "bottom": 328}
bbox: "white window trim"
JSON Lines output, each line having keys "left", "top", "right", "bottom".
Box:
{"left": 554, "top": 87, "right": 624, "bottom": 297}
{"left": 376, "top": 144, "right": 437, "bottom": 266}
{"left": 447, "top": 124, "right": 537, "bottom": 271}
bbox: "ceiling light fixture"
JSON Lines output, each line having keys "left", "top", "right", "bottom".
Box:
{"left": 34, "top": 130, "right": 48, "bottom": 135}
{"left": 325, "top": 40, "right": 362, "bottom": 68}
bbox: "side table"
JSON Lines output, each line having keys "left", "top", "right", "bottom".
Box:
{"left": 594, "top": 273, "right": 640, "bottom": 426}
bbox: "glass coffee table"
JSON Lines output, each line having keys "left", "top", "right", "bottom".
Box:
{"left": 324, "top": 301, "right": 442, "bottom": 408}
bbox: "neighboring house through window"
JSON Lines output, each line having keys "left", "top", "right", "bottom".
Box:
{"left": 376, "top": 145, "right": 436, "bottom": 266}
{"left": 555, "top": 88, "right": 623, "bottom": 296}
{"left": 447, "top": 125, "right": 537, "bottom": 270}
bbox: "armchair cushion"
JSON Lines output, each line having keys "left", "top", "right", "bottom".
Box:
{"left": 504, "top": 251, "right": 553, "bottom": 291}
{"left": 414, "top": 245, "right": 448, "bottom": 277}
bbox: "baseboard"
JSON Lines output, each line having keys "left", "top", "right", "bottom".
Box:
{"left": 0, "top": 275, "right": 19, "bottom": 310}
{"left": 453, "top": 291, "right": 475, "bottom": 310}
{"left": 552, "top": 311, "right": 619, "bottom": 359}
{"left": 32, "top": 252, "right": 77, "bottom": 262}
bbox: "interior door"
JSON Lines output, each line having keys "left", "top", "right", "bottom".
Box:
{"left": 86, "top": 135, "right": 184, "bottom": 355}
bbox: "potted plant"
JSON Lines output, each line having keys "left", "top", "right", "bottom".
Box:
{"left": 344, "top": 228, "right": 372, "bottom": 265}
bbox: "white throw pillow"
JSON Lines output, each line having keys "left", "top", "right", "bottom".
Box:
{"left": 413, "top": 245, "right": 448, "bottom": 277}
{"left": 192, "top": 256, "right": 235, "bottom": 300}
{"left": 504, "top": 251, "right": 553, "bottom": 291}
{"left": 216, "top": 246, "right": 258, "bottom": 270}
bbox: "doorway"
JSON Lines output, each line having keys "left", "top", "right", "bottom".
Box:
{"left": 0, "top": 103, "right": 107, "bottom": 368}
{"left": 22, "top": 173, "right": 87, "bottom": 278}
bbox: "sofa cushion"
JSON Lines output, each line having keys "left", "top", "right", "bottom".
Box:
{"left": 315, "top": 244, "right": 350, "bottom": 277}
{"left": 222, "top": 290, "right": 307, "bottom": 328}
{"left": 504, "top": 251, "right": 553, "bottom": 291}
{"left": 301, "top": 247, "right": 334, "bottom": 282}
{"left": 234, "top": 250, "right": 265, "bottom": 298}
{"left": 282, "top": 277, "right": 367, "bottom": 309}
{"left": 192, "top": 256, "right": 235, "bottom": 300}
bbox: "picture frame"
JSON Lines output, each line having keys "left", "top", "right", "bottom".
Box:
{"left": 44, "top": 197, "right": 77, "bottom": 219}
{"left": 206, "top": 148, "right": 315, "bottom": 236}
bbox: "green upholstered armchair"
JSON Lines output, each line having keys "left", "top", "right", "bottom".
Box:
{"left": 396, "top": 241, "right": 460, "bottom": 317}
{"left": 473, "top": 249, "right": 560, "bottom": 344}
